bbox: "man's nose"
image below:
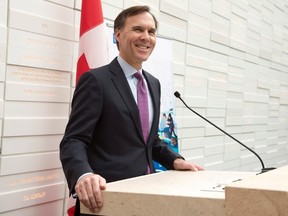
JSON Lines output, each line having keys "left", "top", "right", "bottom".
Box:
{"left": 140, "top": 31, "right": 150, "bottom": 40}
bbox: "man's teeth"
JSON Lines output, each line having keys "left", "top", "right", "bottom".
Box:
{"left": 138, "top": 45, "right": 148, "bottom": 49}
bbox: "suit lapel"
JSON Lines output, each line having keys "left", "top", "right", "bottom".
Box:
{"left": 109, "top": 59, "right": 144, "bottom": 140}
{"left": 143, "top": 71, "right": 160, "bottom": 145}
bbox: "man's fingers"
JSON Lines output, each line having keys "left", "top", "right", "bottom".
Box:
{"left": 75, "top": 174, "right": 106, "bottom": 213}
{"left": 191, "top": 166, "right": 198, "bottom": 171}
{"left": 76, "top": 178, "right": 95, "bottom": 212}
{"left": 99, "top": 176, "right": 107, "bottom": 190}
{"left": 197, "top": 165, "right": 205, "bottom": 171}
{"left": 90, "top": 176, "right": 104, "bottom": 210}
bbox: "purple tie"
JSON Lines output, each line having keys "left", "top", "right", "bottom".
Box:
{"left": 134, "top": 72, "right": 149, "bottom": 143}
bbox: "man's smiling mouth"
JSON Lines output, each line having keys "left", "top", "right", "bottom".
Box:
{"left": 136, "top": 45, "right": 149, "bottom": 50}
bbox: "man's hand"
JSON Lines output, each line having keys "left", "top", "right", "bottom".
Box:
{"left": 75, "top": 174, "right": 106, "bottom": 213}
{"left": 173, "top": 158, "right": 205, "bottom": 171}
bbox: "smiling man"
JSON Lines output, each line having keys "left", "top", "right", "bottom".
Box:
{"left": 114, "top": 7, "right": 157, "bottom": 70}
{"left": 60, "top": 5, "right": 204, "bottom": 216}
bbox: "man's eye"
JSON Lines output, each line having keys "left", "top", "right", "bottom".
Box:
{"left": 133, "top": 28, "right": 142, "bottom": 32}
{"left": 149, "top": 31, "right": 156, "bottom": 36}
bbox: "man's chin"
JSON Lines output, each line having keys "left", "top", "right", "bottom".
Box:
{"left": 138, "top": 54, "right": 151, "bottom": 62}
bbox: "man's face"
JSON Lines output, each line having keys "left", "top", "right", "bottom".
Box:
{"left": 115, "top": 12, "right": 156, "bottom": 70}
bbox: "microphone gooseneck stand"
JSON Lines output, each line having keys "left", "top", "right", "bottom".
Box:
{"left": 174, "top": 91, "right": 275, "bottom": 174}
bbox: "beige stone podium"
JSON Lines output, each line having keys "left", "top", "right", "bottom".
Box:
{"left": 81, "top": 166, "right": 288, "bottom": 215}
{"left": 80, "top": 170, "right": 257, "bottom": 216}
{"left": 225, "top": 165, "right": 288, "bottom": 216}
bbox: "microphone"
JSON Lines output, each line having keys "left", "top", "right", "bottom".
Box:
{"left": 174, "top": 91, "right": 275, "bottom": 174}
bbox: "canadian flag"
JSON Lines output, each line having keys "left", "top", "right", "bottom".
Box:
{"left": 76, "top": 0, "right": 109, "bottom": 83}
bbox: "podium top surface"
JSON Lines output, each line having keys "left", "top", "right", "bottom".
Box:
{"left": 226, "top": 165, "right": 288, "bottom": 191}
{"left": 104, "top": 170, "right": 256, "bottom": 198}
{"left": 81, "top": 170, "right": 257, "bottom": 215}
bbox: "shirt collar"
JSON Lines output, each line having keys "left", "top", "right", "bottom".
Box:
{"left": 117, "top": 56, "right": 143, "bottom": 78}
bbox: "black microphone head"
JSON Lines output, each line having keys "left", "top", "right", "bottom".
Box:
{"left": 174, "top": 91, "right": 181, "bottom": 98}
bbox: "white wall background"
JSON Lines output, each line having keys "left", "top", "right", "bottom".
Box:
{"left": 0, "top": 0, "right": 287, "bottom": 215}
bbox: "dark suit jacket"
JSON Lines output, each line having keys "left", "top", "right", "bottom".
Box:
{"left": 60, "top": 57, "right": 183, "bottom": 197}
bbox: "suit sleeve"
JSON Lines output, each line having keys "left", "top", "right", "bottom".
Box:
{"left": 59, "top": 72, "right": 102, "bottom": 194}
{"left": 152, "top": 135, "right": 184, "bottom": 170}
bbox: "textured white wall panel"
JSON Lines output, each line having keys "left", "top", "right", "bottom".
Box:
{"left": 160, "top": 0, "right": 189, "bottom": 21}
{"left": 74, "top": 0, "right": 81, "bottom": 10}
{"left": 10, "top": 0, "right": 74, "bottom": 24}
{"left": 0, "top": 0, "right": 7, "bottom": 25}
{"left": 184, "top": 96, "right": 207, "bottom": 109}
{"left": 102, "top": 0, "right": 123, "bottom": 9}
{"left": 189, "top": 0, "right": 211, "bottom": 19}
{"left": 231, "top": 3, "right": 247, "bottom": 19}
{"left": 205, "top": 125, "right": 225, "bottom": 136}
{"left": 181, "top": 127, "right": 205, "bottom": 138}
{"left": 186, "top": 44, "right": 210, "bottom": 68}
{"left": 0, "top": 119, "right": 2, "bottom": 143}
{"left": 9, "top": 10, "right": 74, "bottom": 40}
{"left": 7, "top": 29, "right": 74, "bottom": 71}
{"left": 3, "top": 118, "right": 68, "bottom": 137}
{"left": 2, "top": 135, "right": 63, "bottom": 155}
{"left": 0, "top": 100, "right": 3, "bottom": 118}
{"left": 158, "top": 13, "right": 187, "bottom": 42}
{"left": 207, "top": 89, "right": 227, "bottom": 108}
{"left": 0, "top": 26, "right": 6, "bottom": 68}
{"left": 185, "top": 75, "right": 208, "bottom": 97}
{"left": 206, "top": 107, "right": 226, "bottom": 118}
{"left": 0, "top": 0, "right": 288, "bottom": 214}
{"left": 182, "top": 116, "right": 207, "bottom": 128}
{"left": 212, "top": 31, "right": 231, "bottom": 47}
{"left": 181, "top": 147, "right": 204, "bottom": 162}
{"left": 0, "top": 182, "right": 65, "bottom": 212}
{"left": 0, "top": 152, "right": 61, "bottom": 175}
{"left": 172, "top": 40, "right": 185, "bottom": 63}
{"left": 187, "top": 22, "right": 210, "bottom": 48}
{"left": 0, "top": 169, "right": 65, "bottom": 192}
{"left": 173, "top": 62, "right": 185, "bottom": 76}
{"left": 6, "top": 65, "right": 70, "bottom": 86}
{"left": 4, "top": 101, "right": 69, "bottom": 117}
{"left": 0, "top": 82, "right": 3, "bottom": 100}
{"left": 47, "top": 0, "right": 74, "bottom": 8}
{"left": 212, "top": 0, "right": 231, "bottom": 19}
{"left": 0, "top": 201, "right": 65, "bottom": 216}
{"left": 210, "top": 41, "right": 229, "bottom": 55}
{"left": 5, "top": 82, "right": 70, "bottom": 102}
{"left": 182, "top": 136, "right": 206, "bottom": 150}
{"left": 211, "top": 13, "right": 230, "bottom": 36}
{"left": 124, "top": 0, "right": 158, "bottom": 10}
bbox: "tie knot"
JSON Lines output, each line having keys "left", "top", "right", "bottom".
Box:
{"left": 134, "top": 72, "right": 143, "bottom": 80}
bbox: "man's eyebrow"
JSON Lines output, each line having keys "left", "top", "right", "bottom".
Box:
{"left": 132, "top": 25, "right": 143, "bottom": 30}
{"left": 131, "top": 26, "right": 156, "bottom": 31}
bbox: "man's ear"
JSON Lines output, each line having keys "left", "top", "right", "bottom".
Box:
{"left": 114, "top": 30, "right": 120, "bottom": 40}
